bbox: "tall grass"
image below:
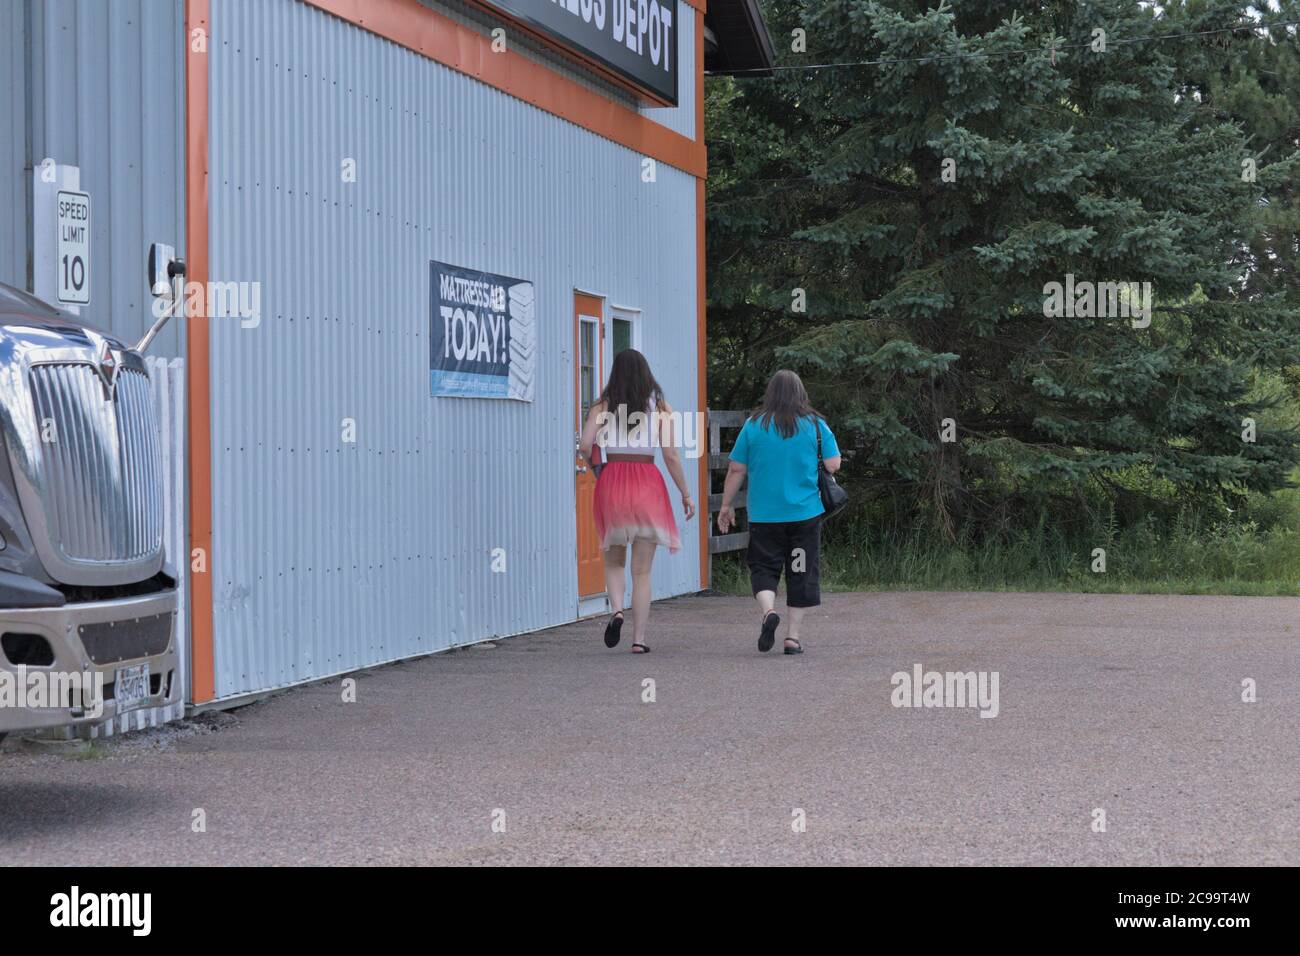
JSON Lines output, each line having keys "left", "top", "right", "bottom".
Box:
{"left": 711, "top": 487, "right": 1300, "bottom": 597}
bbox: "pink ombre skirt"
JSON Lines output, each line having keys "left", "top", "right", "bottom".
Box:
{"left": 593, "top": 461, "right": 681, "bottom": 553}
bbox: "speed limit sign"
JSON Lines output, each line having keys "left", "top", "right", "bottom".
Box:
{"left": 55, "top": 189, "right": 91, "bottom": 305}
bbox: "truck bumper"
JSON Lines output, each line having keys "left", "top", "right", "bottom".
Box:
{"left": 0, "top": 589, "right": 179, "bottom": 734}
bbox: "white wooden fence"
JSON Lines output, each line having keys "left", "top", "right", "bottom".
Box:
{"left": 706, "top": 410, "right": 749, "bottom": 556}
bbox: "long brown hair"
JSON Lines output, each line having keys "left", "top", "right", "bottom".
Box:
{"left": 753, "top": 369, "right": 822, "bottom": 438}
{"left": 598, "top": 348, "right": 663, "bottom": 416}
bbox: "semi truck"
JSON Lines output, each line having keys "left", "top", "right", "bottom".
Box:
{"left": 0, "top": 255, "right": 182, "bottom": 740}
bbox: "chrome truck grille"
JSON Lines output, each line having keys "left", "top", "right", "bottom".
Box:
{"left": 27, "top": 363, "right": 164, "bottom": 565}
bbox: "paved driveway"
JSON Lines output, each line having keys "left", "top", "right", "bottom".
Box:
{"left": 1, "top": 592, "right": 1296, "bottom": 865}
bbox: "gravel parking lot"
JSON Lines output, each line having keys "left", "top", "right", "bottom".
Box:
{"left": 2, "top": 591, "right": 1296, "bottom": 865}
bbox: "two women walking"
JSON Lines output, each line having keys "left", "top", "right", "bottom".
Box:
{"left": 579, "top": 354, "right": 839, "bottom": 655}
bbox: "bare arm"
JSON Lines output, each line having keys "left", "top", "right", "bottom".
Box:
{"left": 819, "top": 419, "right": 842, "bottom": 472}
{"left": 717, "top": 460, "right": 747, "bottom": 533}
{"left": 658, "top": 400, "right": 695, "bottom": 520}
{"left": 578, "top": 400, "right": 605, "bottom": 466}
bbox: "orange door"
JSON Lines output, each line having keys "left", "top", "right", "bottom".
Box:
{"left": 575, "top": 293, "right": 605, "bottom": 598}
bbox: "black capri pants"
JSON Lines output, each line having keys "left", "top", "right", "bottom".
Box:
{"left": 746, "top": 515, "right": 823, "bottom": 608}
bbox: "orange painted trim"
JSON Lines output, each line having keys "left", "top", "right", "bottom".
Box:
{"left": 302, "top": 0, "right": 706, "bottom": 178}
{"left": 695, "top": 8, "right": 709, "bottom": 590}
{"left": 185, "top": 0, "right": 215, "bottom": 704}
{"left": 574, "top": 293, "right": 606, "bottom": 598}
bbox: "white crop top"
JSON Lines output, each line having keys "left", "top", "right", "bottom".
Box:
{"left": 599, "top": 399, "right": 659, "bottom": 455}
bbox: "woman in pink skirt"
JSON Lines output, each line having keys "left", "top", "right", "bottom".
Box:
{"left": 579, "top": 349, "right": 694, "bottom": 653}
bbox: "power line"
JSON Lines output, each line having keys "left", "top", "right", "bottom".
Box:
{"left": 706, "top": 17, "right": 1300, "bottom": 76}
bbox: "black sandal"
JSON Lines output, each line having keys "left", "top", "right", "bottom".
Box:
{"left": 783, "top": 638, "right": 803, "bottom": 655}
{"left": 631, "top": 642, "right": 650, "bottom": 654}
{"left": 604, "top": 612, "right": 624, "bottom": 648}
{"left": 758, "top": 611, "right": 781, "bottom": 653}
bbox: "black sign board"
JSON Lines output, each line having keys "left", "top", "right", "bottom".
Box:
{"left": 482, "top": 0, "right": 678, "bottom": 104}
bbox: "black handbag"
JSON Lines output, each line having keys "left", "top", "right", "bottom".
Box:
{"left": 816, "top": 423, "right": 848, "bottom": 519}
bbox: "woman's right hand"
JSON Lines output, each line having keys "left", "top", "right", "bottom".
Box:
{"left": 717, "top": 505, "right": 735, "bottom": 534}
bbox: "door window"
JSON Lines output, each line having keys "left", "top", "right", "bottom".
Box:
{"left": 612, "top": 317, "right": 633, "bottom": 357}
{"left": 607, "top": 307, "right": 641, "bottom": 373}
{"left": 579, "top": 317, "right": 600, "bottom": 424}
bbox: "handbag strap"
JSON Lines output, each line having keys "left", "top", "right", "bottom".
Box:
{"left": 815, "top": 417, "right": 824, "bottom": 469}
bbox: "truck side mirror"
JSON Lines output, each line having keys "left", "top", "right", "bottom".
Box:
{"left": 147, "top": 243, "right": 183, "bottom": 298}
{"left": 138, "top": 243, "right": 187, "bottom": 353}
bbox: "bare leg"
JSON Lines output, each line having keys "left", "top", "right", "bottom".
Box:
{"left": 755, "top": 589, "right": 781, "bottom": 652}
{"left": 629, "top": 538, "right": 657, "bottom": 650}
{"left": 604, "top": 545, "right": 627, "bottom": 614}
{"left": 785, "top": 606, "right": 807, "bottom": 649}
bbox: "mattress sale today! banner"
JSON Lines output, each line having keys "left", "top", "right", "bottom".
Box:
{"left": 430, "top": 260, "right": 535, "bottom": 401}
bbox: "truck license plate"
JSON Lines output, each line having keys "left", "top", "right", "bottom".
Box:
{"left": 114, "top": 663, "right": 150, "bottom": 713}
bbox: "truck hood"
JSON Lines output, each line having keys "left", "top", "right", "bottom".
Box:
{"left": 0, "top": 301, "right": 132, "bottom": 359}
{"left": 0, "top": 285, "right": 137, "bottom": 380}
{"left": 0, "top": 282, "right": 162, "bottom": 589}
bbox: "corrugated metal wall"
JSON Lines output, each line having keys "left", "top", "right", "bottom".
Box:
{"left": 207, "top": 0, "right": 702, "bottom": 699}
{"left": 0, "top": 0, "right": 186, "bottom": 358}
{"left": 641, "top": 1, "right": 696, "bottom": 140}
{"left": 0, "top": 1, "right": 26, "bottom": 290}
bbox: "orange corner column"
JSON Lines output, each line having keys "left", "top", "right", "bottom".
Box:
{"left": 695, "top": 5, "right": 709, "bottom": 590}
{"left": 185, "top": 0, "right": 215, "bottom": 704}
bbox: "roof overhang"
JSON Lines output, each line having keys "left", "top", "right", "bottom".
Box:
{"left": 703, "top": 0, "right": 775, "bottom": 76}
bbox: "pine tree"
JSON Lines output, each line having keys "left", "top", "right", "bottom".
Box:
{"left": 1168, "top": 0, "right": 1300, "bottom": 407}
{"left": 706, "top": 0, "right": 1300, "bottom": 536}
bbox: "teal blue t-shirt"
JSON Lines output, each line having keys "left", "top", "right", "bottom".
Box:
{"left": 729, "top": 415, "right": 840, "bottom": 523}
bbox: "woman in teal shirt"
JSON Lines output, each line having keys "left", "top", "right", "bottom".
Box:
{"left": 718, "top": 370, "right": 841, "bottom": 654}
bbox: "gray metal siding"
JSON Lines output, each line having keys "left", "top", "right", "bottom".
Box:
{"left": 8, "top": 0, "right": 186, "bottom": 357}
{"left": 207, "top": 0, "right": 702, "bottom": 699}
{"left": 0, "top": 0, "right": 27, "bottom": 290}
{"left": 640, "top": 2, "right": 696, "bottom": 140}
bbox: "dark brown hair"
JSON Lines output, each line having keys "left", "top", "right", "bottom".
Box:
{"left": 598, "top": 348, "right": 664, "bottom": 417}
{"left": 753, "top": 369, "right": 822, "bottom": 438}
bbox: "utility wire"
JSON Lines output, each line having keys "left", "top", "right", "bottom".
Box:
{"left": 706, "top": 17, "right": 1300, "bottom": 75}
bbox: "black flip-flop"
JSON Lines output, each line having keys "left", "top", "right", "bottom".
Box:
{"left": 604, "top": 612, "right": 624, "bottom": 648}
{"left": 758, "top": 612, "right": 781, "bottom": 653}
{"left": 631, "top": 643, "right": 650, "bottom": 654}
{"left": 784, "top": 638, "right": 803, "bottom": 655}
